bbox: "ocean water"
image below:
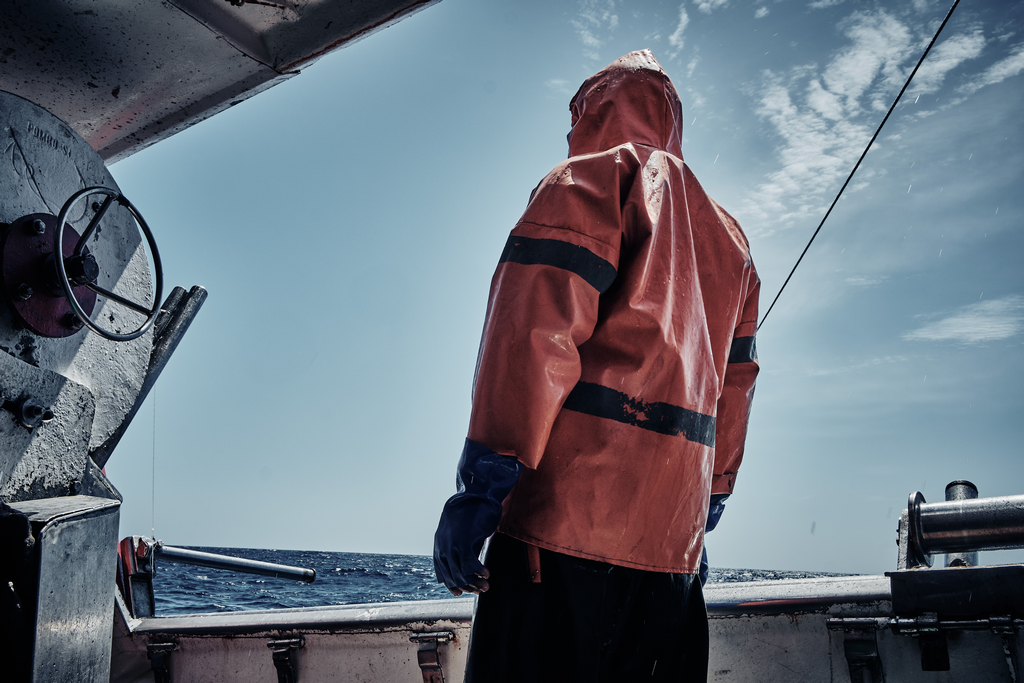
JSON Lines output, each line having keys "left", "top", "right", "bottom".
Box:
{"left": 152, "top": 547, "right": 846, "bottom": 616}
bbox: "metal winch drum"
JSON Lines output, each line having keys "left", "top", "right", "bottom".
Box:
{"left": 0, "top": 90, "right": 180, "bottom": 501}
{"left": 0, "top": 90, "right": 206, "bottom": 683}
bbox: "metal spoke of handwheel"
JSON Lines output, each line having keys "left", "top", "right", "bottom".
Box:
{"left": 85, "top": 282, "right": 153, "bottom": 316}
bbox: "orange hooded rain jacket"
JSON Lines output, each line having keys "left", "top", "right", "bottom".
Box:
{"left": 467, "top": 50, "right": 759, "bottom": 574}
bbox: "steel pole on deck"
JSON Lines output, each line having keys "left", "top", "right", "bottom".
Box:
{"left": 155, "top": 545, "right": 316, "bottom": 583}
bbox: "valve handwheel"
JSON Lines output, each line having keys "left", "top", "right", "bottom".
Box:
{"left": 54, "top": 187, "right": 164, "bottom": 342}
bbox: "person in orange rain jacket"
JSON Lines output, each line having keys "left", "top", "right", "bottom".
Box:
{"left": 433, "top": 49, "right": 759, "bottom": 682}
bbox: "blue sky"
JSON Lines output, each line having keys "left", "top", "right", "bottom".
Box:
{"left": 104, "top": 0, "right": 1024, "bottom": 575}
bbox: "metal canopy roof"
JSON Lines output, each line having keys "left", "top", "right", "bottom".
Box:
{"left": 0, "top": 0, "right": 439, "bottom": 163}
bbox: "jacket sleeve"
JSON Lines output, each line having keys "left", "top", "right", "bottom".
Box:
{"left": 712, "top": 270, "right": 760, "bottom": 495}
{"left": 466, "top": 164, "right": 623, "bottom": 470}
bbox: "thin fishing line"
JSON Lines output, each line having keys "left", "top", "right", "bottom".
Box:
{"left": 151, "top": 388, "right": 156, "bottom": 538}
{"left": 757, "top": 0, "right": 962, "bottom": 331}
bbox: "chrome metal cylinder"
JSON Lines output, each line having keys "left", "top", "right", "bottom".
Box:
{"left": 944, "top": 481, "right": 979, "bottom": 567}
{"left": 155, "top": 545, "right": 316, "bottom": 583}
{"left": 916, "top": 493, "right": 1024, "bottom": 555}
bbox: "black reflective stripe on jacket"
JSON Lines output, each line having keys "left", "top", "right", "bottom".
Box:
{"left": 500, "top": 235, "right": 616, "bottom": 293}
{"left": 562, "top": 381, "right": 716, "bottom": 447}
{"left": 728, "top": 336, "right": 756, "bottom": 364}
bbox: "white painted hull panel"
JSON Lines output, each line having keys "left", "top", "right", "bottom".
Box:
{"left": 111, "top": 574, "right": 1024, "bottom": 682}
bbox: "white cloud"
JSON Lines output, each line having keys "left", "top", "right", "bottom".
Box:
{"left": 805, "top": 355, "right": 908, "bottom": 377}
{"left": 576, "top": 0, "right": 618, "bottom": 29}
{"left": 668, "top": 5, "right": 690, "bottom": 59}
{"left": 806, "top": 79, "right": 844, "bottom": 120}
{"left": 741, "top": 8, "right": 1022, "bottom": 233}
{"left": 694, "top": 0, "right": 728, "bottom": 15}
{"left": 908, "top": 29, "right": 985, "bottom": 95}
{"left": 755, "top": 6, "right": 769, "bottom": 19}
{"left": 823, "top": 12, "right": 913, "bottom": 114}
{"left": 903, "top": 296, "right": 1024, "bottom": 344}
{"left": 745, "top": 71, "right": 874, "bottom": 227}
{"left": 578, "top": 29, "right": 602, "bottom": 49}
{"left": 845, "top": 275, "right": 888, "bottom": 287}
{"left": 572, "top": 0, "right": 620, "bottom": 60}
{"left": 959, "top": 42, "right": 1024, "bottom": 95}
{"left": 809, "top": 0, "right": 844, "bottom": 8}
{"left": 684, "top": 88, "right": 706, "bottom": 110}
{"left": 742, "top": 10, "right": 966, "bottom": 229}
{"left": 686, "top": 57, "right": 700, "bottom": 79}
{"left": 545, "top": 79, "right": 574, "bottom": 96}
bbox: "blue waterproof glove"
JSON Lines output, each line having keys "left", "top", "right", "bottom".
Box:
{"left": 699, "top": 493, "right": 729, "bottom": 586}
{"left": 433, "top": 439, "right": 522, "bottom": 594}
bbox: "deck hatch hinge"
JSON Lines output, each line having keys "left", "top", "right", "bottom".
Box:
{"left": 990, "top": 616, "right": 1020, "bottom": 683}
{"left": 826, "top": 618, "right": 885, "bottom": 683}
{"left": 410, "top": 631, "right": 454, "bottom": 683}
{"left": 267, "top": 637, "right": 304, "bottom": 683}
{"left": 146, "top": 642, "right": 177, "bottom": 683}
{"left": 889, "top": 612, "right": 1024, "bottom": 674}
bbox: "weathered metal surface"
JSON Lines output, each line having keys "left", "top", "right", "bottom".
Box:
{"left": 707, "top": 574, "right": 1023, "bottom": 681}
{"left": 79, "top": 456, "right": 123, "bottom": 501}
{"left": 0, "top": 0, "right": 442, "bottom": 162}
{"left": 898, "top": 507, "right": 920, "bottom": 570}
{"left": 705, "top": 577, "right": 894, "bottom": 682}
{"left": 111, "top": 597, "right": 473, "bottom": 683}
{"left": 703, "top": 574, "right": 892, "bottom": 616}
{"left": 710, "top": 611, "right": 1022, "bottom": 682}
{"left": 899, "top": 490, "right": 1024, "bottom": 569}
{"left": 12, "top": 495, "right": 121, "bottom": 683}
{"left": 709, "top": 612, "right": 846, "bottom": 681}
{"left": 109, "top": 573, "right": 1024, "bottom": 682}
{"left": 0, "top": 349, "right": 95, "bottom": 501}
{"left": 172, "top": 0, "right": 442, "bottom": 73}
{"left": 918, "top": 494, "right": 1024, "bottom": 555}
{"left": 0, "top": 90, "right": 153, "bottom": 496}
{"left": 132, "top": 597, "right": 475, "bottom": 635}
{"left": 945, "top": 481, "right": 980, "bottom": 567}
{"left": 889, "top": 565, "right": 1024, "bottom": 619}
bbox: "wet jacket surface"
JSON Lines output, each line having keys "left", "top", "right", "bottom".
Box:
{"left": 467, "top": 50, "right": 759, "bottom": 574}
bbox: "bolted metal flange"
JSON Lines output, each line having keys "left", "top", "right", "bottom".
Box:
{"left": 17, "top": 398, "right": 54, "bottom": 429}
{"left": 1, "top": 213, "right": 97, "bottom": 338}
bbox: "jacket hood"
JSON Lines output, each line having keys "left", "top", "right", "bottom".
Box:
{"left": 567, "top": 49, "right": 684, "bottom": 159}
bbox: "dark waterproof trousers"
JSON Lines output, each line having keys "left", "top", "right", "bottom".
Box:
{"left": 465, "top": 533, "right": 709, "bottom": 683}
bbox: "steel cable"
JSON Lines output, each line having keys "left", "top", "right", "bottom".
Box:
{"left": 757, "top": 0, "right": 963, "bottom": 331}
